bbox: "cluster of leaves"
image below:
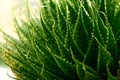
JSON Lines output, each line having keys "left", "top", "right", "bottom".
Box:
{"left": 0, "top": 0, "right": 120, "bottom": 80}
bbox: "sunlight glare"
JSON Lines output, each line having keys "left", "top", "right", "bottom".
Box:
{"left": 0, "top": 67, "right": 15, "bottom": 80}
{"left": 0, "top": 0, "right": 18, "bottom": 42}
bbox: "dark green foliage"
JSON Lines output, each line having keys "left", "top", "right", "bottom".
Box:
{"left": 0, "top": 0, "right": 120, "bottom": 80}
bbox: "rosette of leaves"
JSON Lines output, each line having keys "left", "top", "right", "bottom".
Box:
{"left": 0, "top": 0, "right": 120, "bottom": 80}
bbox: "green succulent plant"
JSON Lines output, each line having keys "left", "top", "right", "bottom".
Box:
{"left": 0, "top": 0, "right": 120, "bottom": 80}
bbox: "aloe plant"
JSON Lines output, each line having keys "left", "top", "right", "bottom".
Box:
{"left": 0, "top": 0, "right": 120, "bottom": 80}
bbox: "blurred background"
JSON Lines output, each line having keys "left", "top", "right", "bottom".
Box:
{"left": 0, "top": 0, "right": 40, "bottom": 79}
